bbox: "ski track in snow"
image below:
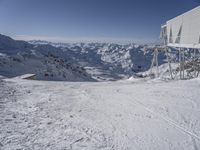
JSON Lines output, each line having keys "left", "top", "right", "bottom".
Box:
{"left": 0, "top": 78, "right": 200, "bottom": 150}
{"left": 130, "top": 98, "right": 200, "bottom": 141}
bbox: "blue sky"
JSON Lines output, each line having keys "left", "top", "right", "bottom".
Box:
{"left": 0, "top": 0, "right": 199, "bottom": 43}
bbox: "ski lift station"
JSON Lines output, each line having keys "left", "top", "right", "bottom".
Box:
{"left": 161, "top": 6, "right": 200, "bottom": 49}
{"left": 157, "top": 6, "right": 200, "bottom": 79}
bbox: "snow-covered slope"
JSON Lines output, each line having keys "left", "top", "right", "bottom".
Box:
{"left": 0, "top": 52, "right": 93, "bottom": 81}
{"left": 0, "top": 34, "right": 32, "bottom": 55}
{"left": 1, "top": 77, "right": 200, "bottom": 149}
{"left": 0, "top": 35, "right": 94, "bottom": 81}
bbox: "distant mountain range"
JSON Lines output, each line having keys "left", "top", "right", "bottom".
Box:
{"left": 0, "top": 34, "right": 94, "bottom": 81}
{"left": 0, "top": 34, "right": 166, "bottom": 81}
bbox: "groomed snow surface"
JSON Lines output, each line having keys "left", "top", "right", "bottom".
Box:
{"left": 1, "top": 78, "right": 200, "bottom": 150}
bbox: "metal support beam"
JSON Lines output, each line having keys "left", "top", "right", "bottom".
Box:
{"left": 150, "top": 48, "right": 159, "bottom": 78}
{"left": 182, "top": 48, "right": 185, "bottom": 79}
{"left": 179, "top": 48, "right": 182, "bottom": 79}
{"left": 193, "top": 48, "right": 197, "bottom": 77}
{"left": 155, "top": 49, "right": 159, "bottom": 77}
{"left": 166, "top": 47, "right": 173, "bottom": 79}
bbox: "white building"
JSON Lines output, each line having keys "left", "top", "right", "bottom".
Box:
{"left": 161, "top": 6, "right": 200, "bottom": 49}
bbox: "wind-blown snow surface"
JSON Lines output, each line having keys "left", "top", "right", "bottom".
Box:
{"left": 1, "top": 78, "right": 200, "bottom": 150}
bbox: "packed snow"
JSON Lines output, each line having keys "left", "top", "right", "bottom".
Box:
{"left": 1, "top": 77, "right": 200, "bottom": 150}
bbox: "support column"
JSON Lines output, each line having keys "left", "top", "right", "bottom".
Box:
{"left": 182, "top": 48, "right": 185, "bottom": 79}
{"left": 150, "top": 50, "right": 155, "bottom": 75}
{"left": 155, "top": 48, "right": 159, "bottom": 77}
{"left": 197, "top": 49, "right": 200, "bottom": 77}
{"left": 149, "top": 48, "right": 159, "bottom": 78}
{"left": 179, "top": 48, "right": 182, "bottom": 79}
{"left": 193, "top": 48, "right": 197, "bottom": 77}
{"left": 166, "top": 47, "right": 173, "bottom": 79}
